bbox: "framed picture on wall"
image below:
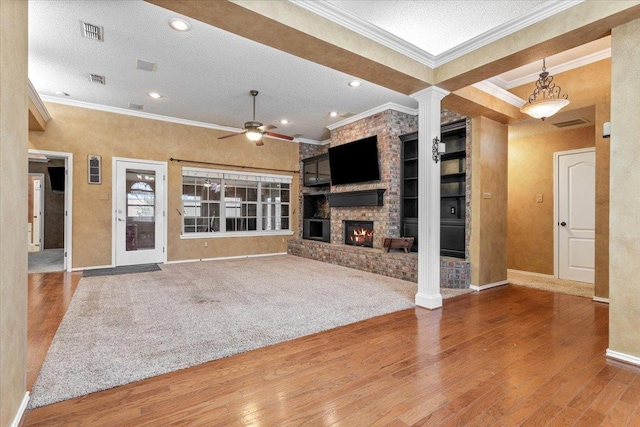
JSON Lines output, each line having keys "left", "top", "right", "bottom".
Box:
{"left": 88, "top": 155, "right": 101, "bottom": 184}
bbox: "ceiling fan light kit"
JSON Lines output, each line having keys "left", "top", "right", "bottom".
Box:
{"left": 218, "top": 90, "right": 294, "bottom": 146}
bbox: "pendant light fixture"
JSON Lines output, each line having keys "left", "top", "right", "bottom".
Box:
{"left": 520, "top": 59, "right": 569, "bottom": 121}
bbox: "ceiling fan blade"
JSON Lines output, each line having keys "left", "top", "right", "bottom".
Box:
{"left": 264, "top": 131, "right": 294, "bottom": 141}
{"left": 255, "top": 139, "right": 265, "bottom": 147}
{"left": 217, "top": 130, "right": 246, "bottom": 140}
{"left": 259, "top": 124, "right": 277, "bottom": 131}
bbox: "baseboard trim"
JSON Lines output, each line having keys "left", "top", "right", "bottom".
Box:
{"left": 11, "top": 392, "right": 30, "bottom": 427}
{"left": 166, "top": 252, "right": 288, "bottom": 265}
{"left": 508, "top": 269, "right": 555, "bottom": 279}
{"left": 72, "top": 264, "right": 114, "bottom": 272}
{"left": 605, "top": 349, "right": 640, "bottom": 367}
{"left": 470, "top": 280, "right": 509, "bottom": 292}
{"left": 593, "top": 296, "right": 609, "bottom": 303}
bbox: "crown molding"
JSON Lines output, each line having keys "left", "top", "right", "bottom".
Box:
{"left": 503, "top": 47, "right": 611, "bottom": 89}
{"left": 289, "top": 0, "right": 436, "bottom": 68}
{"left": 28, "top": 80, "right": 51, "bottom": 122}
{"left": 41, "top": 95, "right": 322, "bottom": 144}
{"left": 40, "top": 96, "right": 245, "bottom": 133}
{"left": 326, "top": 102, "right": 417, "bottom": 131}
{"left": 435, "top": 0, "right": 583, "bottom": 66}
{"left": 290, "top": 0, "right": 582, "bottom": 68}
{"left": 472, "top": 80, "right": 525, "bottom": 108}
{"left": 296, "top": 137, "right": 327, "bottom": 145}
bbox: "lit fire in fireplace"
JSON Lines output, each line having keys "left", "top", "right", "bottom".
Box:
{"left": 350, "top": 227, "right": 374, "bottom": 245}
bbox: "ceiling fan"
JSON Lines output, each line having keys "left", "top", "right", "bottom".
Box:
{"left": 218, "top": 90, "right": 294, "bottom": 146}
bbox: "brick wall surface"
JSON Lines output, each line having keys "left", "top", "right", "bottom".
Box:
{"left": 288, "top": 239, "right": 418, "bottom": 283}
{"left": 329, "top": 110, "right": 418, "bottom": 248}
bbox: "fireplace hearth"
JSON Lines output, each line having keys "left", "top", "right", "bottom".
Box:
{"left": 344, "top": 221, "right": 374, "bottom": 247}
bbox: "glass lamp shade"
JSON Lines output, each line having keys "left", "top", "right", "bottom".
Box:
{"left": 245, "top": 129, "right": 262, "bottom": 141}
{"left": 520, "top": 98, "right": 570, "bottom": 120}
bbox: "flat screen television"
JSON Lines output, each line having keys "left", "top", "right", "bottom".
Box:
{"left": 48, "top": 166, "right": 65, "bottom": 193}
{"left": 328, "top": 136, "right": 380, "bottom": 185}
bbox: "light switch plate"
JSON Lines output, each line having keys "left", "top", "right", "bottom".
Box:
{"left": 483, "top": 192, "right": 492, "bottom": 199}
{"left": 536, "top": 193, "right": 543, "bottom": 203}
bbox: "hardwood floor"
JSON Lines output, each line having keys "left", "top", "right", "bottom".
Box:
{"left": 23, "top": 273, "right": 640, "bottom": 426}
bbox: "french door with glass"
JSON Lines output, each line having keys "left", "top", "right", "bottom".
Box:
{"left": 114, "top": 159, "right": 166, "bottom": 266}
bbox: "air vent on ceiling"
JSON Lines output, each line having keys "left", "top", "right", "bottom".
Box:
{"left": 136, "top": 59, "right": 156, "bottom": 72}
{"left": 81, "top": 22, "right": 104, "bottom": 41}
{"left": 339, "top": 112, "right": 355, "bottom": 118}
{"left": 128, "top": 103, "right": 143, "bottom": 110}
{"left": 88, "top": 73, "right": 105, "bottom": 84}
{"left": 551, "top": 118, "right": 590, "bottom": 128}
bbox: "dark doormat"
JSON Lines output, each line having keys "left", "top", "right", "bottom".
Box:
{"left": 83, "top": 263, "right": 161, "bottom": 277}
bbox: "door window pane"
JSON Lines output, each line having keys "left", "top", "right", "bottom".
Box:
{"left": 126, "top": 169, "right": 156, "bottom": 251}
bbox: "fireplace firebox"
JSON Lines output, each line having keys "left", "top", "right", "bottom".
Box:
{"left": 344, "top": 221, "right": 374, "bottom": 247}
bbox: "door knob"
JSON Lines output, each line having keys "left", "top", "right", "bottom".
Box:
{"left": 118, "top": 218, "right": 125, "bottom": 222}
{"left": 560, "top": 221, "right": 566, "bottom": 227}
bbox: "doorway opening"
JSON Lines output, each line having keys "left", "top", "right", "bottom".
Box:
{"left": 27, "top": 150, "right": 73, "bottom": 273}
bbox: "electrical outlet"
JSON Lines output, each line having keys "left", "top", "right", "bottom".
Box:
{"left": 204, "top": 242, "right": 208, "bottom": 247}
{"left": 100, "top": 194, "right": 109, "bottom": 201}
{"left": 536, "top": 193, "right": 543, "bottom": 203}
{"left": 483, "top": 192, "right": 492, "bottom": 199}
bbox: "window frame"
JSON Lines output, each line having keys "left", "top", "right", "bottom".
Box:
{"left": 180, "top": 167, "right": 293, "bottom": 239}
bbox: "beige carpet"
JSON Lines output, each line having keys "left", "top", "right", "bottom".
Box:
{"left": 30, "top": 255, "right": 469, "bottom": 408}
{"left": 507, "top": 270, "right": 594, "bottom": 298}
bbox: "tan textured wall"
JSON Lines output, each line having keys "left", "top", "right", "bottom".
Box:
{"left": 609, "top": 18, "right": 640, "bottom": 358}
{"left": 29, "top": 103, "right": 299, "bottom": 268}
{"left": 595, "top": 103, "right": 611, "bottom": 298}
{"left": 0, "top": 0, "right": 28, "bottom": 425}
{"left": 470, "top": 117, "right": 508, "bottom": 286}
{"left": 507, "top": 126, "right": 595, "bottom": 274}
{"left": 511, "top": 60, "right": 611, "bottom": 293}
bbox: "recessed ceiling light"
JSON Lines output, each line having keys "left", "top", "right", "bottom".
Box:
{"left": 55, "top": 91, "right": 70, "bottom": 97}
{"left": 148, "top": 92, "right": 163, "bottom": 99}
{"left": 280, "top": 119, "right": 289, "bottom": 125}
{"left": 348, "top": 80, "right": 361, "bottom": 87}
{"left": 330, "top": 111, "right": 338, "bottom": 117}
{"left": 169, "top": 18, "right": 191, "bottom": 32}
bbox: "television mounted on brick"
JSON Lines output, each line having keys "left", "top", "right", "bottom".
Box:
{"left": 328, "top": 135, "right": 380, "bottom": 186}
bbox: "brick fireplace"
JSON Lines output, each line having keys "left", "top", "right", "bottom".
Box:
{"left": 290, "top": 107, "right": 472, "bottom": 289}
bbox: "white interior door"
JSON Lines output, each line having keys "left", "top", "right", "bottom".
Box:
{"left": 557, "top": 149, "right": 595, "bottom": 283}
{"left": 29, "top": 174, "right": 44, "bottom": 252}
{"left": 115, "top": 160, "right": 166, "bottom": 266}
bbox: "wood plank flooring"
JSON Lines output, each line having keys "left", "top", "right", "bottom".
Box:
{"left": 23, "top": 273, "right": 640, "bottom": 426}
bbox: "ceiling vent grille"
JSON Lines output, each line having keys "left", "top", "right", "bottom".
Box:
{"left": 89, "top": 74, "right": 106, "bottom": 85}
{"left": 551, "top": 118, "right": 590, "bottom": 128}
{"left": 81, "top": 22, "right": 104, "bottom": 41}
{"left": 128, "top": 103, "right": 143, "bottom": 110}
{"left": 136, "top": 59, "right": 156, "bottom": 72}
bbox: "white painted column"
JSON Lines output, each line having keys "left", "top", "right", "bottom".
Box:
{"left": 412, "top": 86, "right": 450, "bottom": 309}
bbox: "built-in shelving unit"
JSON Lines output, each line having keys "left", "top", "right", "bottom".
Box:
{"left": 440, "top": 121, "right": 467, "bottom": 258}
{"left": 399, "top": 119, "right": 467, "bottom": 257}
{"left": 399, "top": 132, "right": 419, "bottom": 251}
{"left": 302, "top": 153, "right": 330, "bottom": 187}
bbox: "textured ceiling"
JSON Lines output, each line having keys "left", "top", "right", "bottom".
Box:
{"left": 325, "top": 0, "right": 547, "bottom": 56}
{"left": 29, "top": 0, "right": 598, "bottom": 143}
{"left": 28, "top": 0, "right": 416, "bottom": 142}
